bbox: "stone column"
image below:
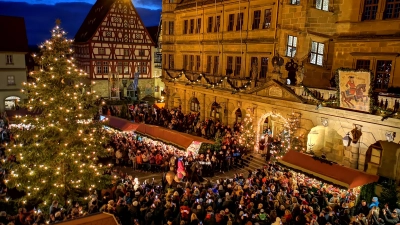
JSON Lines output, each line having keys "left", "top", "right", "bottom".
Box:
{"left": 350, "top": 142, "right": 360, "bottom": 169}
{"left": 183, "top": 90, "right": 187, "bottom": 114}
{"left": 201, "top": 93, "right": 206, "bottom": 121}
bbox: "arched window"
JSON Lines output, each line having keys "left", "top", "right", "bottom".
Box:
{"left": 210, "top": 102, "right": 221, "bottom": 120}
{"left": 190, "top": 98, "right": 200, "bottom": 112}
{"left": 235, "top": 108, "right": 242, "bottom": 123}
{"left": 5, "top": 96, "right": 20, "bottom": 110}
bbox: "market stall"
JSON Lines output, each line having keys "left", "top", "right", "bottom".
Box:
{"left": 278, "top": 150, "right": 379, "bottom": 189}
{"left": 104, "top": 116, "right": 214, "bottom": 155}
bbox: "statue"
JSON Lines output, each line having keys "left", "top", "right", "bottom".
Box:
{"left": 296, "top": 63, "right": 305, "bottom": 84}
{"left": 386, "top": 132, "right": 396, "bottom": 142}
{"left": 285, "top": 59, "right": 298, "bottom": 85}
{"left": 251, "top": 61, "right": 258, "bottom": 80}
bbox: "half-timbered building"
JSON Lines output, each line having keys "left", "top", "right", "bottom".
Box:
{"left": 74, "top": 0, "right": 155, "bottom": 98}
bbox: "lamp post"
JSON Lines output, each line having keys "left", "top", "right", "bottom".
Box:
{"left": 342, "top": 133, "right": 352, "bottom": 147}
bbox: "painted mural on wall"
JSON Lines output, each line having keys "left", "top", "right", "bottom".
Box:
{"left": 338, "top": 70, "right": 371, "bottom": 112}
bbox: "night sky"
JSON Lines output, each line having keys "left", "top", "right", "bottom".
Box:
{"left": 0, "top": 0, "right": 162, "bottom": 45}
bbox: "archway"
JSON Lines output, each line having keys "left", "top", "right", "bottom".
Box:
{"left": 255, "top": 112, "right": 288, "bottom": 154}
{"left": 188, "top": 97, "right": 200, "bottom": 112}
{"left": 5, "top": 96, "right": 21, "bottom": 110}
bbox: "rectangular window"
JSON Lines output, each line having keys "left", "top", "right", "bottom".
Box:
{"left": 310, "top": 41, "right": 324, "bottom": 66}
{"left": 253, "top": 10, "right": 261, "bottom": 30}
{"left": 206, "top": 56, "right": 212, "bottom": 73}
{"left": 137, "top": 63, "right": 142, "bottom": 73}
{"left": 169, "top": 54, "right": 174, "bottom": 69}
{"left": 260, "top": 57, "right": 268, "bottom": 78}
{"left": 235, "top": 56, "right": 242, "bottom": 76}
{"left": 139, "top": 49, "right": 145, "bottom": 56}
{"left": 124, "top": 49, "right": 129, "bottom": 56}
{"left": 316, "top": 0, "right": 329, "bottom": 11}
{"left": 228, "top": 14, "right": 235, "bottom": 31}
{"left": 384, "top": 0, "right": 400, "bottom": 19}
{"left": 215, "top": 16, "right": 221, "bottom": 32}
{"left": 183, "top": 20, "right": 188, "bottom": 34}
{"left": 168, "top": 21, "right": 174, "bottom": 35}
{"left": 189, "top": 19, "right": 195, "bottom": 34}
{"left": 207, "top": 17, "right": 213, "bottom": 33}
{"left": 98, "top": 47, "right": 105, "bottom": 55}
{"left": 7, "top": 75, "right": 15, "bottom": 85}
{"left": 362, "top": 0, "right": 379, "bottom": 20}
{"left": 124, "top": 62, "right": 129, "bottom": 74}
{"left": 375, "top": 60, "right": 392, "bottom": 90}
{"left": 227, "top": 56, "right": 234, "bottom": 73}
{"left": 117, "top": 62, "right": 123, "bottom": 74}
{"left": 189, "top": 55, "right": 195, "bottom": 71}
{"left": 142, "top": 62, "right": 147, "bottom": 74}
{"left": 291, "top": 0, "right": 300, "bottom": 5}
{"left": 183, "top": 55, "right": 188, "bottom": 70}
{"left": 213, "top": 56, "right": 219, "bottom": 74}
{"left": 250, "top": 57, "right": 258, "bottom": 75}
{"left": 356, "top": 60, "right": 371, "bottom": 70}
{"left": 6, "top": 55, "right": 13, "bottom": 64}
{"left": 196, "top": 55, "right": 201, "bottom": 71}
{"left": 263, "top": 9, "right": 272, "bottom": 29}
{"left": 196, "top": 18, "right": 201, "bottom": 33}
{"left": 103, "top": 62, "right": 109, "bottom": 74}
{"left": 236, "top": 13, "right": 244, "bottom": 31}
{"left": 286, "top": 35, "right": 297, "bottom": 57}
{"left": 163, "top": 21, "right": 167, "bottom": 35}
{"left": 96, "top": 61, "right": 102, "bottom": 74}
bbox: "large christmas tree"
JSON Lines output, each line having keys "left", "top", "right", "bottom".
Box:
{"left": 239, "top": 113, "right": 255, "bottom": 151}
{"left": 4, "top": 22, "right": 111, "bottom": 207}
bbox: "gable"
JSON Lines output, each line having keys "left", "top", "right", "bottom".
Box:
{"left": 247, "top": 80, "right": 304, "bottom": 103}
{"left": 75, "top": 0, "right": 155, "bottom": 45}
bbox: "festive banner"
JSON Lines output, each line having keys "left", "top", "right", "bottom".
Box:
{"left": 338, "top": 70, "right": 371, "bottom": 112}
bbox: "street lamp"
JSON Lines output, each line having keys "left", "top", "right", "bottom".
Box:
{"left": 342, "top": 133, "right": 352, "bottom": 147}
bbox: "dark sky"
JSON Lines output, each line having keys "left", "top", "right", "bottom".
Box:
{"left": 0, "top": 0, "right": 162, "bottom": 45}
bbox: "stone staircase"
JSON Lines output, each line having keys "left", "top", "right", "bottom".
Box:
{"left": 231, "top": 152, "right": 268, "bottom": 172}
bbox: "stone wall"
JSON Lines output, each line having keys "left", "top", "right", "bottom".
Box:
{"left": 92, "top": 79, "right": 159, "bottom": 100}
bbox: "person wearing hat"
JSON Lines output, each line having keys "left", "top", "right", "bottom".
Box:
{"left": 345, "top": 76, "right": 357, "bottom": 96}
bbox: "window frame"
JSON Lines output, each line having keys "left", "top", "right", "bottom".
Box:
{"left": 103, "top": 61, "right": 109, "bottom": 74}
{"left": 252, "top": 10, "right": 261, "bottom": 30}
{"left": 124, "top": 49, "right": 129, "bottom": 56}
{"left": 190, "top": 98, "right": 200, "bottom": 112}
{"left": 168, "top": 54, "right": 174, "bottom": 69}
{"left": 375, "top": 60, "right": 392, "bottom": 90}
{"left": 355, "top": 60, "right": 371, "bottom": 70}
{"left": 227, "top": 56, "right": 234, "bottom": 72}
{"left": 196, "top": 18, "right": 201, "bottom": 33}
{"left": 362, "top": 0, "right": 379, "bottom": 20}
{"left": 207, "top": 17, "right": 213, "bottom": 33}
{"left": 183, "top": 55, "right": 188, "bottom": 71}
{"left": 260, "top": 57, "right": 269, "bottom": 78}
{"left": 316, "top": 0, "right": 329, "bottom": 11}
{"left": 189, "top": 55, "right": 195, "bottom": 71}
{"left": 7, "top": 75, "right": 15, "bottom": 85}
{"left": 214, "top": 16, "right": 221, "bottom": 32}
{"left": 196, "top": 55, "right": 201, "bottom": 71}
{"left": 96, "top": 61, "right": 102, "bottom": 74}
{"left": 6, "top": 55, "right": 13, "bottom": 64}
{"left": 168, "top": 21, "right": 174, "bottom": 35}
{"left": 263, "top": 9, "right": 272, "bottom": 29}
{"left": 310, "top": 41, "right": 325, "bottom": 66}
{"left": 213, "top": 56, "right": 219, "bottom": 74}
{"left": 228, "top": 14, "right": 235, "bottom": 31}
{"left": 189, "top": 19, "right": 195, "bottom": 34}
{"left": 206, "top": 56, "right": 212, "bottom": 73}
{"left": 384, "top": 0, "right": 400, "bottom": 19}
{"left": 98, "top": 47, "right": 106, "bottom": 55}
{"left": 290, "top": 0, "right": 300, "bottom": 5}
{"left": 286, "top": 35, "right": 297, "bottom": 58}
{"left": 236, "top": 12, "right": 244, "bottom": 31}
{"left": 183, "top": 20, "right": 188, "bottom": 34}
{"left": 235, "top": 56, "right": 242, "bottom": 76}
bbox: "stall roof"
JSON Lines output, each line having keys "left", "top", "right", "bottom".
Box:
{"left": 106, "top": 116, "right": 214, "bottom": 149}
{"left": 55, "top": 212, "right": 118, "bottom": 225}
{"left": 278, "top": 151, "right": 379, "bottom": 189}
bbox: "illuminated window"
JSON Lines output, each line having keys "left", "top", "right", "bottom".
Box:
{"left": 286, "top": 35, "right": 297, "bottom": 57}
{"left": 310, "top": 41, "right": 324, "bottom": 66}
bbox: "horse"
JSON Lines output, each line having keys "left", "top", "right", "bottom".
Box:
{"left": 341, "top": 84, "right": 368, "bottom": 108}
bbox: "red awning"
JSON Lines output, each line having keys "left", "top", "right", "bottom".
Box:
{"left": 278, "top": 151, "right": 379, "bottom": 189}
{"left": 105, "top": 116, "right": 214, "bottom": 149}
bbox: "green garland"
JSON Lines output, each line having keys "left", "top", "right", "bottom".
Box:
{"left": 302, "top": 85, "right": 338, "bottom": 106}
{"left": 334, "top": 68, "right": 375, "bottom": 113}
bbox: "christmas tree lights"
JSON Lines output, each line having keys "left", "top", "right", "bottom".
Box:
{"left": 239, "top": 113, "right": 256, "bottom": 151}
{"left": 4, "top": 21, "right": 111, "bottom": 209}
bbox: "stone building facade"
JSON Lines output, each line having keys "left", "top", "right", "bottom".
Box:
{"left": 161, "top": 0, "right": 400, "bottom": 177}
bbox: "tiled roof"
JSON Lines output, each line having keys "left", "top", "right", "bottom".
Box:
{"left": 146, "top": 26, "right": 159, "bottom": 45}
{"left": 0, "top": 15, "right": 29, "bottom": 52}
{"left": 74, "top": 0, "right": 115, "bottom": 43}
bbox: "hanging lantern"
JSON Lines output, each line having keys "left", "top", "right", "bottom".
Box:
{"left": 342, "top": 133, "right": 352, "bottom": 147}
